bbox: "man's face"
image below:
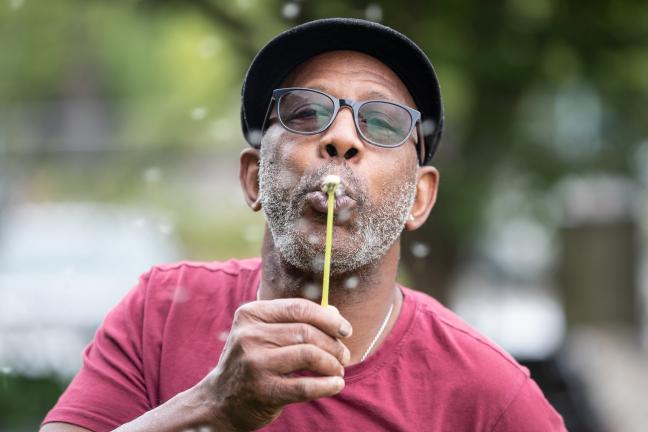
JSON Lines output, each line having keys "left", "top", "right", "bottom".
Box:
{"left": 258, "top": 50, "right": 419, "bottom": 275}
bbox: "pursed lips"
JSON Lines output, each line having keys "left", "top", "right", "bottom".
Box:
{"left": 304, "top": 179, "right": 357, "bottom": 215}
{"left": 305, "top": 191, "right": 356, "bottom": 214}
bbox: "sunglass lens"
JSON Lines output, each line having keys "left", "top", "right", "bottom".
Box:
{"left": 358, "top": 102, "right": 412, "bottom": 146}
{"left": 278, "top": 90, "right": 334, "bottom": 133}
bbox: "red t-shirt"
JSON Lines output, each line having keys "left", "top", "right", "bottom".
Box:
{"left": 43, "top": 258, "right": 565, "bottom": 431}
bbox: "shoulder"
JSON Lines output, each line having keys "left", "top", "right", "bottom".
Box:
{"left": 128, "top": 257, "right": 262, "bottom": 320}
{"left": 142, "top": 257, "right": 262, "bottom": 296}
{"left": 404, "top": 287, "right": 525, "bottom": 374}
{"left": 149, "top": 257, "right": 262, "bottom": 279}
{"left": 401, "top": 288, "right": 564, "bottom": 429}
{"left": 404, "top": 288, "right": 529, "bottom": 364}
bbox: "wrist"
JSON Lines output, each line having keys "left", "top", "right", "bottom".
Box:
{"left": 111, "top": 382, "right": 234, "bottom": 432}
{"left": 193, "top": 378, "right": 237, "bottom": 432}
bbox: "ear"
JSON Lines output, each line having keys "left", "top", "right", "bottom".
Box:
{"left": 404, "top": 165, "right": 439, "bottom": 231}
{"left": 239, "top": 147, "right": 262, "bottom": 211}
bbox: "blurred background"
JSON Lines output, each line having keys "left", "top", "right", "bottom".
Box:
{"left": 1, "top": 0, "right": 647, "bottom": 430}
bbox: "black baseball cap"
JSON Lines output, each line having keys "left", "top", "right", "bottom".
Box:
{"left": 240, "top": 18, "right": 444, "bottom": 165}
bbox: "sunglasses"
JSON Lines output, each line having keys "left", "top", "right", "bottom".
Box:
{"left": 262, "top": 87, "right": 423, "bottom": 163}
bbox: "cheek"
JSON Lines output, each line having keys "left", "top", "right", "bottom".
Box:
{"left": 262, "top": 127, "right": 318, "bottom": 173}
{"left": 364, "top": 147, "right": 417, "bottom": 198}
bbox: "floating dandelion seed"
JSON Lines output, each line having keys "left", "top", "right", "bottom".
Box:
{"left": 247, "top": 129, "right": 263, "bottom": 146}
{"left": 243, "top": 225, "right": 262, "bottom": 243}
{"left": 294, "top": 332, "right": 305, "bottom": 344}
{"left": 302, "top": 283, "right": 321, "bottom": 300}
{"left": 158, "top": 222, "right": 174, "bottom": 236}
{"left": 344, "top": 276, "right": 359, "bottom": 290}
{"left": 235, "top": 0, "right": 254, "bottom": 9}
{"left": 143, "top": 167, "right": 162, "bottom": 184}
{"left": 62, "top": 266, "right": 76, "bottom": 277}
{"left": 198, "top": 36, "right": 221, "bottom": 59}
{"left": 172, "top": 286, "right": 189, "bottom": 303}
{"left": 133, "top": 217, "right": 147, "bottom": 228}
{"left": 422, "top": 119, "right": 437, "bottom": 136}
{"left": 365, "top": 4, "right": 383, "bottom": 22}
{"left": 312, "top": 253, "right": 325, "bottom": 272}
{"left": 0, "top": 366, "right": 11, "bottom": 391}
{"left": 191, "top": 107, "right": 208, "bottom": 120}
{"left": 294, "top": 218, "right": 310, "bottom": 234}
{"left": 9, "top": 0, "right": 24, "bottom": 10}
{"left": 411, "top": 242, "right": 431, "bottom": 258}
{"left": 281, "top": 2, "right": 300, "bottom": 19}
{"left": 337, "top": 207, "right": 352, "bottom": 223}
{"left": 209, "top": 119, "right": 233, "bottom": 140}
{"left": 217, "top": 330, "right": 229, "bottom": 342}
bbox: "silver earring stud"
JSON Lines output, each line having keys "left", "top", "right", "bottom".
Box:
{"left": 409, "top": 214, "right": 415, "bottom": 221}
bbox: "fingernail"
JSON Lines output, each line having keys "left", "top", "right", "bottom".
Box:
{"left": 332, "top": 376, "right": 345, "bottom": 391}
{"left": 343, "top": 347, "right": 351, "bottom": 365}
{"left": 340, "top": 321, "right": 352, "bottom": 337}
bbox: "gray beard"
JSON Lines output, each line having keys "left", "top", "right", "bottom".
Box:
{"left": 258, "top": 146, "right": 417, "bottom": 275}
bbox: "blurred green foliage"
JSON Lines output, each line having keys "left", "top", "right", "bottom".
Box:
{"left": 0, "top": 374, "right": 67, "bottom": 431}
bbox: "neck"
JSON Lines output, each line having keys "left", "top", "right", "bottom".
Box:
{"left": 258, "top": 227, "right": 403, "bottom": 364}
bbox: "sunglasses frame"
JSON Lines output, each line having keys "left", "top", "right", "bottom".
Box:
{"left": 261, "top": 87, "right": 424, "bottom": 164}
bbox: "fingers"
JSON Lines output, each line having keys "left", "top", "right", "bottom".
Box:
{"left": 269, "top": 376, "right": 345, "bottom": 406}
{"left": 264, "top": 344, "right": 345, "bottom": 377}
{"left": 260, "top": 322, "right": 351, "bottom": 366}
{"left": 237, "top": 298, "right": 353, "bottom": 339}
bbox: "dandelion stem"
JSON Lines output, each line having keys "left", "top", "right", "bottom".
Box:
{"left": 321, "top": 176, "right": 339, "bottom": 307}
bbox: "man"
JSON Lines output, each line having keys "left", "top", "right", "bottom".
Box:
{"left": 41, "top": 18, "right": 565, "bottom": 431}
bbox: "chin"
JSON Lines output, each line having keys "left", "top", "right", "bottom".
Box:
{"left": 276, "top": 237, "right": 382, "bottom": 276}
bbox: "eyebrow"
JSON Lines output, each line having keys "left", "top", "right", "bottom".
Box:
{"left": 308, "top": 85, "right": 396, "bottom": 102}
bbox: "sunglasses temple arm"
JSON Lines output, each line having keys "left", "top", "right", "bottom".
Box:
{"left": 416, "top": 122, "right": 425, "bottom": 165}
{"left": 257, "top": 96, "right": 277, "bottom": 144}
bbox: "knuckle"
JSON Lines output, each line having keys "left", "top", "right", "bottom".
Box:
{"left": 239, "top": 351, "right": 264, "bottom": 377}
{"left": 293, "top": 380, "right": 310, "bottom": 399}
{"left": 298, "top": 345, "right": 317, "bottom": 367}
{"left": 267, "top": 380, "right": 283, "bottom": 404}
{"left": 286, "top": 301, "right": 310, "bottom": 321}
{"left": 228, "top": 326, "right": 258, "bottom": 358}
{"left": 297, "top": 324, "right": 311, "bottom": 344}
{"left": 243, "top": 352, "right": 260, "bottom": 370}
{"left": 231, "top": 326, "right": 251, "bottom": 344}
{"left": 335, "top": 342, "right": 346, "bottom": 361}
{"left": 234, "top": 302, "right": 254, "bottom": 321}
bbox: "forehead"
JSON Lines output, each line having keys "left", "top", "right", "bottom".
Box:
{"left": 281, "top": 50, "right": 417, "bottom": 108}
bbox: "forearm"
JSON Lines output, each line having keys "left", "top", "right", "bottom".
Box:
{"left": 113, "top": 383, "right": 234, "bottom": 432}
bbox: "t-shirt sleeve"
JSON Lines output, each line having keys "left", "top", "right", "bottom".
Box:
{"left": 491, "top": 376, "right": 566, "bottom": 432}
{"left": 41, "top": 272, "right": 153, "bottom": 432}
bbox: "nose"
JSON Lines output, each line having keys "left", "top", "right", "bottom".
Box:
{"left": 317, "top": 107, "right": 363, "bottom": 162}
